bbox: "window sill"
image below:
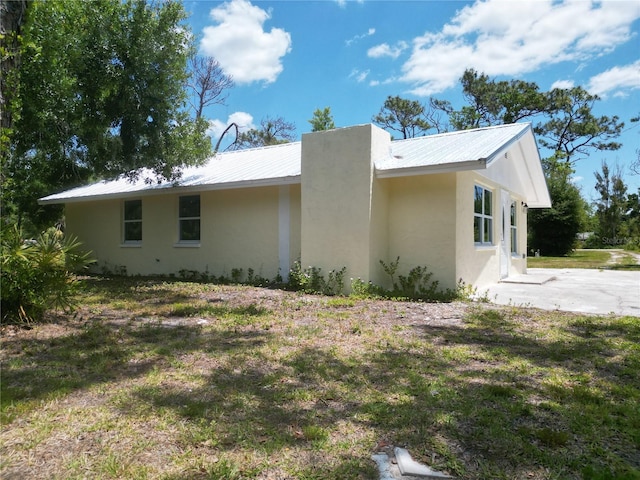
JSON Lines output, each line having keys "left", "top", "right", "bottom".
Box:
{"left": 174, "top": 242, "right": 201, "bottom": 248}
{"left": 120, "top": 243, "right": 142, "bottom": 248}
{"left": 474, "top": 244, "right": 496, "bottom": 251}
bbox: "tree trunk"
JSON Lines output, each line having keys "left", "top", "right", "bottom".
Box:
{"left": 0, "top": 0, "right": 28, "bottom": 132}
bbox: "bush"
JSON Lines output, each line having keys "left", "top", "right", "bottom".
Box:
{"left": 379, "top": 257, "right": 473, "bottom": 302}
{"left": 1, "top": 225, "right": 94, "bottom": 323}
{"left": 287, "top": 261, "right": 347, "bottom": 296}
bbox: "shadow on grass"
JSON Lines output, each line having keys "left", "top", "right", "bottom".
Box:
{"left": 3, "top": 279, "right": 639, "bottom": 479}
{"left": 0, "top": 319, "right": 271, "bottom": 422}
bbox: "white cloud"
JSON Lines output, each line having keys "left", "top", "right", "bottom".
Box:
{"left": 398, "top": 0, "right": 640, "bottom": 96}
{"left": 346, "top": 28, "right": 376, "bottom": 46}
{"left": 200, "top": 0, "right": 292, "bottom": 85}
{"left": 570, "top": 175, "right": 584, "bottom": 185}
{"left": 207, "top": 112, "right": 255, "bottom": 140}
{"left": 550, "top": 80, "right": 575, "bottom": 90}
{"left": 336, "top": 0, "right": 364, "bottom": 8}
{"left": 348, "top": 69, "right": 370, "bottom": 83}
{"left": 588, "top": 60, "right": 640, "bottom": 97}
{"left": 367, "top": 41, "right": 408, "bottom": 59}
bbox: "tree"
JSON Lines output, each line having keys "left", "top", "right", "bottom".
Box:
{"left": 528, "top": 159, "right": 587, "bottom": 255}
{"left": 429, "top": 70, "right": 625, "bottom": 256}
{"left": 187, "top": 55, "right": 234, "bottom": 120}
{"left": 234, "top": 116, "right": 296, "bottom": 149}
{"left": 536, "top": 87, "right": 624, "bottom": 165}
{"left": 431, "top": 69, "right": 548, "bottom": 130}
{"left": 593, "top": 161, "right": 627, "bottom": 243}
{"left": 4, "top": 0, "right": 211, "bottom": 233}
{"left": 0, "top": 0, "right": 28, "bottom": 150}
{"left": 372, "top": 96, "right": 432, "bottom": 139}
{"left": 308, "top": 107, "right": 335, "bottom": 132}
{"left": 620, "top": 190, "right": 640, "bottom": 247}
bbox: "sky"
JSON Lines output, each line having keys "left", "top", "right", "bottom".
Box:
{"left": 184, "top": 0, "right": 640, "bottom": 203}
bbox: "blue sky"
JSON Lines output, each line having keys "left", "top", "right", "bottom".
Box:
{"left": 185, "top": 0, "right": 640, "bottom": 203}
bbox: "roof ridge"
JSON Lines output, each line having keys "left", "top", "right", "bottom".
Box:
{"left": 215, "top": 140, "right": 301, "bottom": 156}
{"left": 391, "top": 122, "right": 530, "bottom": 144}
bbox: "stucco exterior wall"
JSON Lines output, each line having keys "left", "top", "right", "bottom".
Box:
{"left": 386, "top": 173, "right": 457, "bottom": 291}
{"left": 454, "top": 170, "right": 529, "bottom": 288}
{"left": 61, "top": 125, "right": 541, "bottom": 290}
{"left": 66, "top": 199, "right": 123, "bottom": 273}
{"left": 66, "top": 186, "right": 288, "bottom": 279}
{"left": 287, "top": 183, "right": 302, "bottom": 270}
{"left": 455, "top": 171, "right": 499, "bottom": 289}
{"left": 301, "top": 124, "right": 391, "bottom": 284}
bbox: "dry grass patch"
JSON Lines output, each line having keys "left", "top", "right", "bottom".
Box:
{"left": 1, "top": 277, "right": 638, "bottom": 479}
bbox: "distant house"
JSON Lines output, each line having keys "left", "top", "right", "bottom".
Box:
{"left": 39, "top": 123, "right": 551, "bottom": 290}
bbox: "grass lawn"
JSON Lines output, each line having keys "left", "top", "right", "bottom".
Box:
{"left": 527, "top": 249, "right": 640, "bottom": 270}
{"left": 1, "top": 277, "right": 639, "bottom": 479}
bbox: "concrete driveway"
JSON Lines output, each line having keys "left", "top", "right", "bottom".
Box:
{"left": 482, "top": 268, "right": 640, "bottom": 316}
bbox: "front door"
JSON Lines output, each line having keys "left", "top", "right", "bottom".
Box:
{"left": 500, "top": 190, "right": 510, "bottom": 279}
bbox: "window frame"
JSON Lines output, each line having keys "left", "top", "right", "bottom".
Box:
{"left": 178, "top": 194, "right": 201, "bottom": 244}
{"left": 122, "top": 199, "right": 142, "bottom": 245}
{"left": 474, "top": 185, "right": 494, "bottom": 246}
{"left": 510, "top": 201, "right": 518, "bottom": 255}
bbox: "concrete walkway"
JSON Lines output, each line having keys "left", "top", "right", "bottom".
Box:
{"left": 482, "top": 268, "right": 640, "bottom": 316}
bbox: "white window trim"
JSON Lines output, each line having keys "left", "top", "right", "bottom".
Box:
{"left": 474, "top": 184, "right": 494, "bottom": 246}
{"left": 510, "top": 201, "right": 518, "bottom": 256}
{"left": 177, "top": 194, "right": 201, "bottom": 245}
{"left": 122, "top": 199, "right": 142, "bottom": 246}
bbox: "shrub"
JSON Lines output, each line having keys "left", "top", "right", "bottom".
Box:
{"left": 378, "top": 257, "right": 474, "bottom": 302}
{"left": 287, "top": 261, "right": 347, "bottom": 296}
{"left": 350, "top": 278, "right": 385, "bottom": 299}
{"left": 1, "top": 225, "right": 94, "bottom": 323}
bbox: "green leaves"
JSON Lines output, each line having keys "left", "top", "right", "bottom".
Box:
{"left": 309, "top": 107, "right": 336, "bottom": 132}
{"left": 1, "top": 226, "right": 94, "bottom": 323}
{"left": 372, "top": 95, "right": 432, "bottom": 139}
{"left": 5, "top": 0, "right": 210, "bottom": 232}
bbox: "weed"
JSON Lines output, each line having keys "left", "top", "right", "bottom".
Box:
{"left": 2, "top": 278, "right": 639, "bottom": 480}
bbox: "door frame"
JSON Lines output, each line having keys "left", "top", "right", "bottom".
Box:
{"left": 500, "top": 190, "right": 511, "bottom": 279}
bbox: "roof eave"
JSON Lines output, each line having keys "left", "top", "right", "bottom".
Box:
{"left": 376, "top": 158, "right": 487, "bottom": 179}
{"left": 38, "top": 175, "right": 302, "bottom": 205}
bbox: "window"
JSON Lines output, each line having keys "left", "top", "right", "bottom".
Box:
{"left": 179, "top": 195, "right": 200, "bottom": 242}
{"left": 474, "top": 185, "right": 493, "bottom": 245}
{"left": 510, "top": 202, "right": 517, "bottom": 254}
{"left": 123, "top": 200, "right": 142, "bottom": 243}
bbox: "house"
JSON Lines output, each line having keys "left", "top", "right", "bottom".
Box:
{"left": 39, "top": 123, "right": 551, "bottom": 291}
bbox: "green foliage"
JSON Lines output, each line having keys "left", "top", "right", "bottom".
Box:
{"left": 287, "top": 261, "right": 346, "bottom": 296}
{"left": 448, "top": 69, "right": 548, "bottom": 129}
{"left": 1, "top": 225, "right": 94, "bottom": 323}
{"left": 234, "top": 116, "right": 296, "bottom": 149}
{"left": 372, "top": 257, "right": 473, "bottom": 302}
{"left": 431, "top": 71, "right": 625, "bottom": 165}
{"left": 592, "top": 161, "right": 630, "bottom": 246}
{"left": 308, "top": 107, "right": 336, "bottom": 132}
{"left": 372, "top": 95, "right": 432, "bottom": 139}
{"left": 349, "top": 278, "right": 385, "bottom": 299}
{"left": 528, "top": 160, "right": 586, "bottom": 256}
{"left": 379, "top": 256, "right": 399, "bottom": 286}
{"left": 5, "top": 0, "right": 211, "bottom": 233}
{"left": 536, "top": 87, "right": 623, "bottom": 163}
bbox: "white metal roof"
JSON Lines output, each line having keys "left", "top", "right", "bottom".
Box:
{"left": 39, "top": 123, "right": 550, "bottom": 207}
{"left": 380, "top": 122, "right": 531, "bottom": 175}
{"left": 39, "top": 141, "right": 302, "bottom": 204}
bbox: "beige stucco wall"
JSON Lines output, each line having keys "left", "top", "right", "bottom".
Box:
{"left": 66, "top": 186, "right": 293, "bottom": 279}
{"left": 288, "top": 183, "right": 302, "bottom": 270}
{"left": 63, "top": 125, "right": 538, "bottom": 290}
{"left": 385, "top": 174, "right": 458, "bottom": 291}
{"left": 454, "top": 170, "right": 529, "bottom": 289}
{"left": 301, "top": 124, "right": 391, "bottom": 285}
